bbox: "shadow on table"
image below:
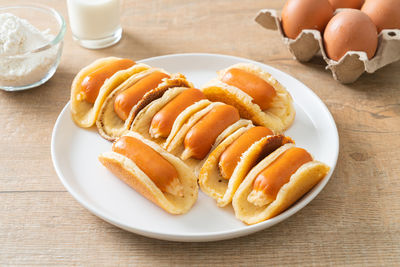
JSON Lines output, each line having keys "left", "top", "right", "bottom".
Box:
{"left": 80, "top": 31, "right": 168, "bottom": 60}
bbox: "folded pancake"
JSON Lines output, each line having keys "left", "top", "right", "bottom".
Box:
{"left": 130, "top": 87, "right": 206, "bottom": 145}
{"left": 71, "top": 57, "right": 150, "bottom": 128}
{"left": 164, "top": 100, "right": 218, "bottom": 153}
{"left": 96, "top": 69, "right": 192, "bottom": 141}
{"left": 185, "top": 119, "right": 253, "bottom": 175}
{"left": 201, "top": 63, "right": 295, "bottom": 133}
{"left": 162, "top": 99, "right": 213, "bottom": 154}
{"left": 199, "top": 127, "right": 294, "bottom": 207}
{"left": 182, "top": 104, "right": 240, "bottom": 159}
{"left": 232, "top": 143, "right": 330, "bottom": 224}
{"left": 165, "top": 101, "right": 252, "bottom": 173}
{"left": 212, "top": 119, "right": 253, "bottom": 155}
{"left": 98, "top": 131, "right": 198, "bottom": 215}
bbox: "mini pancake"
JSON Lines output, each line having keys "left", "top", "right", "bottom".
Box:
{"left": 98, "top": 131, "right": 198, "bottom": 215}
{"left": 199, "top": 125, "right": 252, "bottom": 205}
{"left": 213, "top": 119, "right": 253, "bottom": 153}
{"left": 166, "top": 101, "right": 253, "bottom": 173}
{"left": 130, "top": 87, "right": 202, "bottom": 145}
{"left": 96, "top": 71, "right": 192, "bottom": 141}
{"left": 232, "top": 143, "right": 330, "bottom": 225}
{"left": 183, "top": 118, "right": 253, "bottom": 175}
{"left": 71, "top": 57, "right": 150, "bottom": 128}
{"left": 162, "top": 99, "right": 213, "bottom": 156}
{"left": 164, "top": 100, "right": 220, "bottom": 153}
{"left": 199, "top": 129, "right": 293, "bottom": 207}
{"left": 201, "top": 63, "right": 295, "bottom": 133}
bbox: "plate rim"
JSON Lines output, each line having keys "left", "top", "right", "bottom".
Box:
{"left": 51, "top": 52, "right": 339, "bottom": 242}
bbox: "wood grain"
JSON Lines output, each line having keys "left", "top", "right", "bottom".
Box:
{"left": 1, "top": 0, "right": 399, "bottom": 265}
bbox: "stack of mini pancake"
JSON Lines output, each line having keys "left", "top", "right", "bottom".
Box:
{"left": 70, "top": 57, "right": 329, "bottom": 224}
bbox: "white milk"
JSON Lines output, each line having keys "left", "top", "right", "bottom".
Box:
{"left": 67, "top": 0, "right": 121, "bottom": 40}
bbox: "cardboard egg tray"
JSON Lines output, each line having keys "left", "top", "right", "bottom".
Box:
{"left": 255, "top": 9, "right": 400, "bottom": 83}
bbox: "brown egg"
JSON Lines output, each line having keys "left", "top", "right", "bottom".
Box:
{"left": 281, "top": 0, "right": 334, "bottom": 39}
{"left": 324, "top": 9, "right": 378, "bottom": 61}
{"left": 362, "top": 0, "right": 400, "bottom": 33}
{"left": 329, "top": 0, "right": 365, "bottom": 9}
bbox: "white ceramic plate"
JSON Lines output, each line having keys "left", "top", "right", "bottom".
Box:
{"left": 51, "top": 53, "right": 339, "bottom": 242}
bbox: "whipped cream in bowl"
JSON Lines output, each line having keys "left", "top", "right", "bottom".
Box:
{"left": 0, "top": 5, "right": 66, "bottom": 91}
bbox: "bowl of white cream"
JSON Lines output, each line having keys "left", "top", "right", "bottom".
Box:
{"left": 0, "top": 5, "right": 66, "bottom": 91}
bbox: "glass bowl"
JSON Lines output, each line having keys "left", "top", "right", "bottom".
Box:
{"left": 0, "top": 5, "right": 66, "bottom": 91}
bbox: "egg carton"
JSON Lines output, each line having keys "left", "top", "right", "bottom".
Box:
{"left": 255, "top": 9, "right": 400, "bottom": 83}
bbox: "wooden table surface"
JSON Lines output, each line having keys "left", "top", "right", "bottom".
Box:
{"left": 1, "top": 0, "right": 399, "bottom": 265}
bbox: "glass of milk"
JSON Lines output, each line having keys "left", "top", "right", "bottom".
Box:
{"left": 66, "top": 0, "right": 122, "bottom": 49}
